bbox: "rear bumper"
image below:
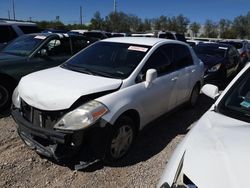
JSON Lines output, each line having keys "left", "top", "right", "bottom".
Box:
{"left": 12, "top": 108, "right": 112, "bottom": 161}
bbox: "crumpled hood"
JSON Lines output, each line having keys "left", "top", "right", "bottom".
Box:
{"left": 183, "top": 111, "right": 250, "bottom": 188}
{"left": 18, "top": 67, "right": 122, "bottom": 110}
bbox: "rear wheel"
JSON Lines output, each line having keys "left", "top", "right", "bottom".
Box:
{"left": 188, "top": 84, "right": 200, "bottom": 107}
{"left": 104, "top": 116, "right": 136, "bottom": 163}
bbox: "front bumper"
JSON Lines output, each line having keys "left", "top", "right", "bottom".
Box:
{"left": 12, "top": 108, "right": 112, "bottom": 161}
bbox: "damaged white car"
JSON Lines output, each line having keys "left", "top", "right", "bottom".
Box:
{"left": 11, "top": 37, "right": 203, "bottom": 167}
{"left": 158, "top": 63, "right": 250, "bottom": 188}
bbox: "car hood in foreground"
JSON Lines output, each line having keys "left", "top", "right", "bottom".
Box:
{"left": 182, "top": 111, "right": 250, "bottom": 188}
{"left": 18, "top": 67, "right": 122, "bottom": 111}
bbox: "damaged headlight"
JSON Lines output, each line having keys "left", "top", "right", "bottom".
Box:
{"left": 54, "top": 100, "right": 108, "bottom": 131}
{"left": 12, "top": 87, "right": 20, "bottom": 108}
{"left": 208, "top": 63, "right": 221, "bottom": 72}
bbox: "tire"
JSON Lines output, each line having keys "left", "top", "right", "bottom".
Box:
{"left": 188, "top": 84, "right": 200, "bottom": 107}
{"left": 104, "top": 115, "right": 136, "bottom": 163}
{"left": 0, "top": 81, "right": 13, "bottom": 112}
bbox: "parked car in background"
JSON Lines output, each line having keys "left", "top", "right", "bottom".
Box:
{"left": 83, "top": 30, "right": 109, "bottom": 39}
{"left": 42, "top": 28, "right": 69, "bottom": 33}
{"left": 158, "top": 31, "right": 187, "bottom": 43}
{"left": 12, "top": 37, "right": 204, "bottom": 167}
{"left": 219, "top": 40, "right": 250, "bottom": 69}
{"left": 194, "top": 43, "right": 240, "bottom": 86}
{"left": 186, "top": 39, "right": 204, "bottom": 47}
{"left": 0, "top": 32, "right": 97, "bottom": 112}
{"left": 158, "top": 63, "right": 250, "bottom": 188}
{"left": 0, "top": 20, "right": 40, "bottom": 49}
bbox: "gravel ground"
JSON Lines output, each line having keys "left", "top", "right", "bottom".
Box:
{"left": 0, "top": 95, "right": 213, "bottom": 188}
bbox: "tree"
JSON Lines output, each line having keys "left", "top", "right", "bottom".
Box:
{"left": 90, "top": 11, "right": 104, "bottom": 30}
{"left": 128, "top": 15, "right": 142, "bottom": 32}
{"left": 153, "top": 15, "right": 168, "bottom": 31}
{"left": 203, "top": 19, "right": 218, "bottom": 38}
{"left": 189, "top": 22, "right": 201, "bottom": 37}
{"left": 104, "top": 12, "right": 130, "bottom": 32}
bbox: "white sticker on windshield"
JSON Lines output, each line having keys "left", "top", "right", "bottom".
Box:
{"left": 34, "top": 35, "right": 46, "bottom": 40}
{"left": 128, "top": 46, "right": 148, "bottom": 52}
{"left": 219, "top": 47, "right": 228, "bottom": 50}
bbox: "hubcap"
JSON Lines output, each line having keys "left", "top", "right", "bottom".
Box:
{"left": 110, "top": 125, "right": 133, "bottom": 159}
{"left": 0, "top": 85, "right": 9, "bottom": 108}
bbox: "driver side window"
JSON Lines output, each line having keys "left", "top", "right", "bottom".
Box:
{"left": 137, "top": 45, "right": 173, "bottom": 82}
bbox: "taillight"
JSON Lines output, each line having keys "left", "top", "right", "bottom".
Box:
{"left": 241, "top": 51, "right": 247, "bottom": 58}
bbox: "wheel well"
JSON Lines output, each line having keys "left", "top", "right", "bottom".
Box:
{"left": 119, "top": 109, "right": 140, "bottom": 134}
{"left": 0, "top": 73, "right": 18, "bottom": 88}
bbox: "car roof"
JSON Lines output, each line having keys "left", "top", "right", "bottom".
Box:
{"left": 102, "top": 37, "right": 184, "bottom": 46}
{"left": 0, "top": 20, "right": 37, "bottom": 26}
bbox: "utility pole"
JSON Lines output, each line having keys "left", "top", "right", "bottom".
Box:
{"left": 113, "top": 0, "right": 117, "bottom": 13}
{"left": 12, "top": 0, "right": 16, "bottom": 20}
{"left": 80, "top": 6, "right": 83, "bottom": 25}
{"left": 8, "top": 10, "right": 11, "bottom": 20}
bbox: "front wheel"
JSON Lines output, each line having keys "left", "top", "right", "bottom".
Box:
{"left": 188, "top": 84, "right": 200, "bottom": 107}
{"left": 0, "top": 82, "right": 13, "bottom": 112}
{"left": 104, "top": 116, "right": 136, "bottom": 163}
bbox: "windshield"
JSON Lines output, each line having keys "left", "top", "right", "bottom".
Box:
{"left": 194, "top": 45, "right": 226, "bottom": 58}
{"left": 63, "top": 41, "right": 150, "bottom": 79}
{"left": 218, "top": 69, "right": 250, "bottom": 123}
{"left": 2, "top": 35, "right": 45, "bottom": 56}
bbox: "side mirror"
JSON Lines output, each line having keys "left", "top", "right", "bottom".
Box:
{"left": 201, "top": 84, "right": 220, "bottom": 100}
{"left": 38, "top": 48, "right": 48, "bottom": 57}
{"left": 145, "top": 69, "right": 157, "bottom": 88}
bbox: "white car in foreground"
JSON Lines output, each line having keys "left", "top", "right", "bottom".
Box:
{"left": 158, "top": 63, "right": 250, "bottom": 188}
{"left": 12, "top": 37, "right": 203, "bottom": 166}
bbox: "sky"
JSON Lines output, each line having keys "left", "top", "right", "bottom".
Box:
{"left": 0, "top": 0, "right": 250, "bottom": 24}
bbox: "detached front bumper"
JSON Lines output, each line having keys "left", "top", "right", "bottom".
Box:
{"left": 12, "top": 108, "right": 112, "bottom": 161}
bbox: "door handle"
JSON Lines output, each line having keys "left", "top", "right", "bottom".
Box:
{"left": 171, "top": 77, "right": 178, "bottom": 81}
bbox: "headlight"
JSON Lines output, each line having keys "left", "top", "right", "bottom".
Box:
{"left": 208, "top": 63, "right": 221, "bottom": 72}
{"left": 12, "top": 87, "right": 20, "bottom": 108}
{"left": 54, "top": 100, "right": 108, "bottom": 131}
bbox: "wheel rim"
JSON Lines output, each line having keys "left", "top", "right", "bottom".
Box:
{"left": 0, "top": 85, "right": 9, "bottom": 108}
{"left": 191, "top": 86, "right": 199, "bottom": 105}
{"left": 110, "top": 125, "right": 133, "bottom": 159}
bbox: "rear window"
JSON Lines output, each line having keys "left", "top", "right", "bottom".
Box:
{"left": 0, "top": 25, "right": 17, "bottom": 43}
{"left": 194, "top": 45, "right": 227, "bottom": 58}
{"left": 18, "top": 25, "right": 40, "bottom": 34}
{"left": 220, "top": 42, "right": 243, "bottom": 49}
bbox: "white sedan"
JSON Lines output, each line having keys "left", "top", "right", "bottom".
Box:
{"left": 12, "top": 37, "right": 203, "bottom": 165}
{"left": 158, "top": 63, "right": 250, "bottom": 188}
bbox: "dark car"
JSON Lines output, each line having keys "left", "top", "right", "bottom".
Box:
{"left": 219, "top": 40, "right": 250, "bottom": 69}
{"left": 0, "top": 33, "right": 97, "bottom": 112}
{"left": 0, "top": 20, "right": 40, "bottom": 50}
{"left": 158, "top": 31, "right": 187, "bottom": 43}
{"left": 194, "top": 43, "right": 240, "bottom": 86}
{"left": 82, "top": 31, "right": 108, "bottom": 40}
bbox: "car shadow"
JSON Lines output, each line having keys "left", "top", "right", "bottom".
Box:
{"left": 53, "top": 94, "right": 214, "bottom": 171}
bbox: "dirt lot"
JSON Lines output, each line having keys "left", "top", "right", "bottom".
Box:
{"left": 0, "top": 95, "right": 213, "bottom": 188}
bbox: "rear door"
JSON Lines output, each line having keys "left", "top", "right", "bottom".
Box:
{"left": 170, "top": 44, "right": 196, "bottom": 106}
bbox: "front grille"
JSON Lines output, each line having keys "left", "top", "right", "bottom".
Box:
{"left": 20, "top": 99, "right": 66, "bottom": 129}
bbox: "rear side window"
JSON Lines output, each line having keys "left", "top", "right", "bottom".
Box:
{"left": 18, "top": 25, "right": 40, "bottom": 34}
{"left": 173, "top": 44, "right": 193, "bottom": 69}
{"left": 175, "top": 34, "right": 186, "bottom": 42}
{"left": 0, "top": 25, "right": 17, "bottom": 43}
